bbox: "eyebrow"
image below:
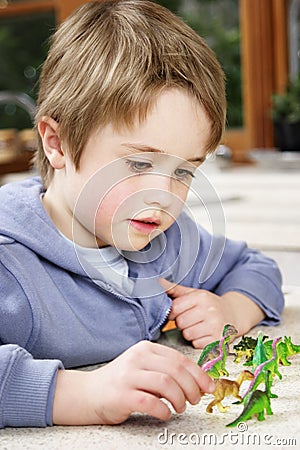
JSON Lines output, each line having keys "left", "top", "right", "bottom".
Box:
{"left": 121, "top": 143, "right": 206, "bottom": 164}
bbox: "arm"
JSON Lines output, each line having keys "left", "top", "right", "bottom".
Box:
{"left": 53, "top": 341, "right": 215, "bottom": 425}
{"left": 1, "top": 342, "right": 213, "bottom": 427}
{"left": 0, "top": 339, "right": 214, "bottom": 427}
{"left": 0, "top": 259, "right": 63, "bottom": 428}
{"left": 159, "top": 214, "right": 284, "bottom": 347}
{"left": 168, "top": 214, "right": 284, "bottom": 325}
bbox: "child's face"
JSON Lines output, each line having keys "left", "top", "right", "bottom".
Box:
{"left": 48, "top": 89, "right": 211, "bottom": 250}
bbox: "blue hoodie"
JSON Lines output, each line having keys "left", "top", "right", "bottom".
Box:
{"left": 0, "top": 177, "right": 284, "bottom": 427}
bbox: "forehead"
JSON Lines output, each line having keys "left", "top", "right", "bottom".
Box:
{"left": 95, "top": 88, "right": 211, "bottom": 162}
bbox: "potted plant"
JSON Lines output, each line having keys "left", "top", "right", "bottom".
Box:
{"left": 271, "top": 75, "right": 300, "bottom": 151}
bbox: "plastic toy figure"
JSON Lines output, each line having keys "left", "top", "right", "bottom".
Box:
{"left": 197, "top": 324, "right": 237, "bottom": 367}
{"left": 206, "top": 370, "right": 254, "bottom": 413}
{"left": 253, "top": 336, "right": 300, "bottom": 366}
{"left": 201, "top": 325, "right": 238, "bottom": 378}
{"left": 249, "top": 331, "right": 269, "bottom": 370}
{"left": 226, "top": 389, "right": 273, "bottom": 427}
{"left": 233, "top": 335, "right": 268, "bottom": 364}
{"left": 198, "top": 329, "right": 299, "bottom": 426}
{"left": 243, "top": 337, "right": 282, "bottom": 401}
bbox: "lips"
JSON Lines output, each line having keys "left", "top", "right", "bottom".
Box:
{"left": 129, "top": 216, "right": 161, "bottom": 234}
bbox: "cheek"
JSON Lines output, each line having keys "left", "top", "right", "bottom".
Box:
{"left": 94, "top": 183, "right": 134, "bottom": 225}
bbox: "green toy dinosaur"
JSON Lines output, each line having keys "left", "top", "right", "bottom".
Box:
{"left": 226, "top": 389, "right": 273, "bottom": 427}
{"left": 197, "top": 324, "right": 237, "bottom": 367}
{"left": 250, "top": 336, "right": 300, "bottom": 366}
{"left": 242, "top": 337, "right": 282, "bottom": 400}
{"left": 201, "top": 325, "right": 238, "bottom": 378}
{"left": 200, "top": 330, "right": 300, "bottom": 427}
{"left": 250, "top": 331, "right": 269, "bottom": 370}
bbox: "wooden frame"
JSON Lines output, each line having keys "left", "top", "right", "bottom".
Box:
{"left": 0, "top": 0, "right": 290, "bottom": 163}
{"left": 227, "top": 0, "right": 289, "bottom": 160}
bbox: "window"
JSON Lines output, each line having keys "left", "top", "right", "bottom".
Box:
{"left": 0, "top": 0, "right": 289, "bottom": 163}
{"left": 0, "top": 10, "right": 55, "bottom": 129}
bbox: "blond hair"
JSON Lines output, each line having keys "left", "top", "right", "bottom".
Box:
{"left": 35, "top": 0, "right": 226, "bottom": 186}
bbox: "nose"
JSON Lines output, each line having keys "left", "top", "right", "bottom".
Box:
{"left": 141, "top": 174, "right": 175, "bottom": 209}
{"left": 143, "top": 187, "right": 174, "bottom": 209}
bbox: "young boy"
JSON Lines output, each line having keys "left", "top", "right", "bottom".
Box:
{"left": 0, "top": 0, "right": 283, "bottom": 428}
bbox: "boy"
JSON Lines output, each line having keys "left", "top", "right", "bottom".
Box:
{"left": 0, "top": 0, "right": 283, "bottom": 427}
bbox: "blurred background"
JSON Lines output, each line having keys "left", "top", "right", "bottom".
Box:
{"left": 0, "top": 0, "right": 299, "bottom": 170}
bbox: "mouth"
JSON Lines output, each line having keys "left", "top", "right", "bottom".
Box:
{"left": 129, "top": 217, "right": 161, "bottom": 234}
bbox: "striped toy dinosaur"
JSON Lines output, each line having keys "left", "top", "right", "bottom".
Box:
{"left": 201, "top": 325, "right": 238, "bottom": 378}
{"left": 197, "top": 324, "right": 237, "bottom": 366}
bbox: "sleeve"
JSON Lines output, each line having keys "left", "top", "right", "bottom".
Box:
{"left": 0, "top": 249, "right": 64, "bottom": 428}
{"left": 168, "top": 213, "right": 284, "bottom": 326}
{"left": 210, "top": 242, "right": 284, "bottom": 326}
{"left": 0, "top": 344, "right": 63, "bottom": 428}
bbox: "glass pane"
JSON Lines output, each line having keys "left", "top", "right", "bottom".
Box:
{"left": 0, "top": 10, "right": 56, "bottom": 130}
{"left": 154, "top": 0, "right": 242, "bottom": 128}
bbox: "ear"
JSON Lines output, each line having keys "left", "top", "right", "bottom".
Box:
{"left": 38, "top": 116, "right": 65, "bottom": 169}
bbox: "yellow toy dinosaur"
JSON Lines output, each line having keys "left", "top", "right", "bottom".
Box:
{"left": 206, "top": 370, "right": 254, "bottom": 413}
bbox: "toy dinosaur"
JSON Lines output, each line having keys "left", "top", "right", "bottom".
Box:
{"left": 201, "top": 325, "right": 238, "bottom": 378}
{"left": 197, "top": 324, "right": 237, "bottom": 367}
{"left": 197, "top": 328, "right": 298, "bottom": 426}
{"left": 242, "top": 337, "right": 282, "bottom": 401}
{"left": 206, "top": 370, "right": 254, "bottom": 413}
{"left": 233, "top": 335, "right": 268, "bottom": 364}
{"left": 250, "top": 331, "right": 269, "bottom": 370}
{"left": 226, "top": 389, "right": 273, "bottom": 427}
{"left": 247, "top": 336, "right": 300, "bottom": 367}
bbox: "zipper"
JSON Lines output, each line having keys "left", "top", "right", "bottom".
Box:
{"left": 149, "top": 299, "right": 172, "bottom": 340}
{"left": 96, "top": 280, "right": 150, "bottom": 339}
{"left": 96, "top": 280, "right": 172, "bottom": 341}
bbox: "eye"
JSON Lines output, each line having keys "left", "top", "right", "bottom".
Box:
{"left": 125, "top": 159, "right": 153, "bottom": 173}
{"left": 174, "top": 167, "right": 195, "bottom": 180}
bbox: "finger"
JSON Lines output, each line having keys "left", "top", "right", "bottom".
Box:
{"left": 130, "top": 390, "right": 172, "bottom": 421}
{"left": 145, "top": 343, "right": 215, "bottom": 397}
{"left": 134, "top": 370, "right": 187, "bottom": 413}
{"left": 158, "top": 278, "right": 195, "bottom": 298}
{"left": 192, "top": 335, "right": 216, "bottom": 349}
{"left": 181, "top": 322, "right": 210, "bottom": 344}
{"left": 172, "top": 295, "right": 199, "bottom": 318}
{"left": 175, "top": 306, "right": 204, "bottom": 330}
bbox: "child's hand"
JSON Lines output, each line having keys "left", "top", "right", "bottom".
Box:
{"left": 159, "top": 278, "right": 235, "bottom": 348}
{"left": 159, "top": 278, "right": 265, "bottom": 349}
{"left": 53, "top": 341, "right": 215, "bottom": 426}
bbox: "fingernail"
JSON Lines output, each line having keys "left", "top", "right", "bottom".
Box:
{"left": 178, "top": 403, "right": 186, "bottom": 414}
